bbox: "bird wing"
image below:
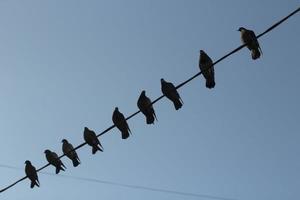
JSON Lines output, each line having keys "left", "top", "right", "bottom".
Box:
{"left": 32, "top": 166, "right": 38, "bottom": 180}
{"left": 52, "top": 152, "right": 59, "bottom": 159}
{"left": 166, "top": 82, "right": 180, "bottom": 99}
{"left": 62, "top": 143, "right": 68, "bottom": 154}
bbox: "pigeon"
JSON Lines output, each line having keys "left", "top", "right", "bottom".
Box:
{"left": 44, "top": 149, "right": 66, "bottom": 174}
{"left": 112, "top": 107, "right": 131, "bottom": 139}
{"left": 83, "top": 127, "right": 103, "bottom": 154}
{"left": 238, "top": 27, "right": 262, "bottom": 60}
{"left": 24, "top": 160, "right": 40, "bottom": 188}
{"left": 62, "top": 139, "right": 80, "bottom": 167}
{"left": 137, "top": 90, "right": 157, "bottom": 124}
{"left": 160, "top": 79, "right": 183, "bottom": 110}
{"left": 199, "top": 50, "right": 215, "bottom": 89}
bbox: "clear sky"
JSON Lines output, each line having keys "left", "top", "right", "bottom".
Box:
{"left": 0, "top": 1, "right": 299, "bottom": 199}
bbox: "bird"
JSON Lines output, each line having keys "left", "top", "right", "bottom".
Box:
{"left": 238, "top": 27, "right": 262, "bottom": 60}
{"left": 62, "top": 139, "right": 80, "bottom": 167}
{"left": 199, "top": 50, "right": 215, "bottom": 89}
{"left": 44, "top": 149, "right": 66, "bottom": 174}
{"left": 160, "top": 78, "right": 183, "bottom": 110}
{"left": 24, "top": 160, "right": 40, "bottom": 188}
{"left": 83, "top": 127, "right": 103, "bottom": 154}
{"left": 112, "top": 107, "right": 131, "bottom": 139}
{"left": 137, "top": 90, "right": 157, "bottom": 124}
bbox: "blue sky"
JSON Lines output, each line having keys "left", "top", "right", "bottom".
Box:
{"left": 0, "top": 1, "right": 299, "bottom": 199}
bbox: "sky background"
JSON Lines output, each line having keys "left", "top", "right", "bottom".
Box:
{"left": 0, "top": 0, "right": 299, "bottom": 199}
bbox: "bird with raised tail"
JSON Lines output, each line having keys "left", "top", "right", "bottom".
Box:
{"left": 199, "top": 50, "right": 215, "bottom": 89}
{"left": 238, "top": 27, "right": 262, "bottom": 60}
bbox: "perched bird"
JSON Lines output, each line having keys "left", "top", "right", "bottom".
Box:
{"left": 83, "top": 127, "right": 103, "bottom": 154}
{"left": 137, "top": 90, "right": 157, "bottom": 124}
{"left": 112, "top": 107, "right": 131, "bottom": 139}
{"left": 24, "top": 160, "right": 40, "bottom": 188}
{"left": 160, "top": 79, "right": 183, "bottom": 110}
{"left": 44, "top": 149, "right": 66, "bottom": 174}
{"left": 62, "top": 139, "right": 80, "bottom": 167}
{"left": 199, "top": 50, "right": 215, "bottom": 89}
{"left": 238, "top": 27, "right": 262, "bottom": 60}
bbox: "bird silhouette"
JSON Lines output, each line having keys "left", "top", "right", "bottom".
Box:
{"left": 44, "top": 149, "right": 66, "bottom": 174}
{"left": 161, "top": 79, "right": 183, "bottom": 110}
{"left": 24, "top": 160, "right": 40, "bottom": 188}
{"left": 83, "top": 127, "right": 103, "bottom": 154}
{"left": 112, "top": 107, "right": 131, "bottom": 139}
{"left": 137, "top": 90, "right": 157, "bottom": 124}
{"left": 238, "top": 27, "right": 262, "bottom": 60}
{"left": 199, "top": 50, "right": 215, "bottom": 89}
{"left": 62, "top": 139, "right": 80, "bottom": 167}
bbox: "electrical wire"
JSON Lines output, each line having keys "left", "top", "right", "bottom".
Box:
{"left": 0, "top": 164, "right": 236, "bottom": 200}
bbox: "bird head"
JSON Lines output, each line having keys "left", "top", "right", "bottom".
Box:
{"left": 115, "top": 107, "right": 119, "bottom": 111}
{"left": 44, "top": 149, "right": 51, "bottom": 154}
{"left": 160, "top": 78, "right": 165, "bottom": 83}
{"left": 141, "top": 90, "right": 146, "bottom": 95}
{"left": 238, "top": 27, "right": 246, "bottom": 32}
{"left": 84, "top": 127, "right": 88, "bottom": 131}
{"left": 61, "top": 139, "right": 68, "bottom": 143}
{"left": 24, "top": 160, "right": 31, "bottom": 165}
{"left": 200, "top": 50, "right": 205, "bottom": 55}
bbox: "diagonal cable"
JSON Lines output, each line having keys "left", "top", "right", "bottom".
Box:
{"left": 0, "top": 164, "right": 236, "bottom": 200}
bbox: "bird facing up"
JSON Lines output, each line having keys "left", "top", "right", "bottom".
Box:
{"left": 44, "top": 149, "right": 66, "bottom": 174}
{"left": 24, "top": 160, "right": 40, "bottom": 188}
{"left": 137, "top": 90, "right": 157, "bottom": 124}
{"left": 199, "top": 50, "right": 215, "bottom": 89}
{"left": 83, "top": 127, "right": 103, "bottom": 154}
{"left": 160, "top": 79, "right": 183, "bottom": 110}
{"left": 238, "top": 27, "right": 262, "bottom": 60}
{"left": 62, "top": 139, "right": 81, "bottom": 167}
{"left": 112, "top": 107, "right": 131, "bottom": 139}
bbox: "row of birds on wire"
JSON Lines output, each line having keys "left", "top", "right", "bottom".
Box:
{"left": 23, "top": 27, "right": 262, "bottom": 189}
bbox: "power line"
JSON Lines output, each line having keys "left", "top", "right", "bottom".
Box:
{"left": 0, "top": 6, "right": 299, "bottom": 194}
{"left": 0, "top": 164, "right": 235, "bottom": 200}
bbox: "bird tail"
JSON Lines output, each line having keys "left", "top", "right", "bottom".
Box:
{"left": 121, "top": 131, "right": 130, "bottom": 139}
{"left": 146, "top": 115, "right": 155, "bottom": 124}
{"left": 206, "top": 78, "right": 215, "bottom": 89}
{"left": 153, "top": 112, "right": 158, "bottom": 121}
{"left": 61, "top": 162, "right": 66, "bottom": 169}
{"left": 56, "top": 165, "right": 65, "bottom": 174}
{"left": 72, "top": 158, "right": 80, "bottom": 167}
{"left": 174, "top": 99, "right": 183, "bottom": 110}
{"left": 92, "top": 145, "right": 103, "bottom": 154}
{"left": 98, "top": 141, "right": 104, "bottom": 150}
{"left": 251, "top": 49, "right": 261, "bottom": 60}
{"left": 30, "top": 180, "right": 39, "bottom": 188}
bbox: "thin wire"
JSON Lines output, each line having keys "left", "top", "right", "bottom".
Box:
{"left": 0, "top": 6, "right": 299, "bottom": 194}
{"left": 0, "top": 164, "right": 236, "bottom": 200}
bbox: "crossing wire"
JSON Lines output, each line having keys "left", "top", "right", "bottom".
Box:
{"left": 0, "top": 164, "right": 235, "bottom": 200}
{"left": 0, "top": 6, "right": 299, "bottom": 194}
